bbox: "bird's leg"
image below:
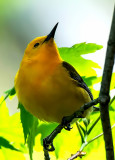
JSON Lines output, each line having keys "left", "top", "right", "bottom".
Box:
{"left": 61, "top": 116, "right": 73, "bottom": 131}
{"left": 62, "top": 113, "right": 83, "bottom": 131}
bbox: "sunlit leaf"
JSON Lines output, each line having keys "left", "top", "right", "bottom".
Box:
{"left": 0, "top": 147, "right": 25, "bottom": 160}
{"left": 110, "top": 73, "right": 115, "bottom": 90}
{"left": 0, "top": 97, "right": 26, "bottom": 159}
{"left": 59, "top": 43, "right": 103, "bottom": 77}
{"left": 0, "top": 97, "right": 24, "bottom": 142}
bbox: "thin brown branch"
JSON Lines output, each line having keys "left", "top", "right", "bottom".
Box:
{"left": 68, "top": 124, "right": 115, "bottom": 160}
{"left": 99, "top": 6, "right": 115, "bottom": 160}
{"left": 68, "top": 151, "right": 86, "bottom": 160}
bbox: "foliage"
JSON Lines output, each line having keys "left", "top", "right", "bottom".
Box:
{"left": 0, "top": 43, "right": 115, "bottom": 160}
{"left": 0, "top": 97, "right": 27, "bottom": 160}
{"left": 59, "top": 42, "right": 102, "bottom": 77}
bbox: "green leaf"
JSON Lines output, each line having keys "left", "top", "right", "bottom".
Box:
{"left": 36, "top": 122, "right": 58, "bottom": 145}
{"left": 0, "top": 97, "right": 25, "bottom": 143}
{"left": 79, "top": 123, "right": 86, "bottom": 135}
{"left": 18, "top": 103, "right": 34, "bottom": 143}
{"left": 82, "top": 118, "right": 90, "bottom": 128}
{"left": 59, "top": 43, "right": 103, "bottom": 77}
{"left": 0, "top": 87, "right": 16, "bottom": 105}
{"left": 87, "top": 116, "right": 100, "bottom": 135}
{"left": 36, "top": 122, "right": 59, "bottom": 158}
{"left": 72, "top": 43, "right": 103, "bottom": 54}
{"left": 76, "top": 122, "right": 84, "bottom": 143}
{"left": 27, "top": 117, "right": 39, "bottom": 160}
{"left": 0, "top": 97, "right": 26, "bottom": 159}
{"left": 109, "top": 101, "right": 115, "bottom": 112}
{"left": 82, "top": 76, "right": 97, "bottom": 87}
{"left": 0, "top": 136, "right": 19, "bottom": 151}
{"left": 4, "top": 87, "right": 16, "bottom": 96}
{"left": 18, "top": 103, "right": 39, "bottom": 160}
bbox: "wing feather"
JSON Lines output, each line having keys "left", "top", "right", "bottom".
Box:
{"left": 62, "top": 61, "right": 93, "bottom": 100}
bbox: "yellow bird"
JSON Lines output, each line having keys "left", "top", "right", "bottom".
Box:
{"left": 14, "top": 23, "right": 93, "bottom": 123}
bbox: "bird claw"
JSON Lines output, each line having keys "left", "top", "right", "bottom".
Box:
{"left": 43, "top": 138, "right": 55, "bottom": 151}
{"left": 64, "top": 123, "right": 73, "bottom": 131}
{"left": 62, "top": 116, "right": 73, "bottom": 131}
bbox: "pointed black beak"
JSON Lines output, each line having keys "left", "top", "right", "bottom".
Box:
{"left": 44, "top": 23, "right": 58, "bottom": 42}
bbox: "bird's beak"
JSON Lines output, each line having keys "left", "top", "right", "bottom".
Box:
{"left": 44, "top": 23, "right": 58, "bottom": 42}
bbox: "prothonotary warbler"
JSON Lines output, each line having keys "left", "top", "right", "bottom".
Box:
{"left": 14, "top": 23, "right": 93, "bottom": 123}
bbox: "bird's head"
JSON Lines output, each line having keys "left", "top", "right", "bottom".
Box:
{"left": 23, "top": 23, "right": 61, "bottom": 63}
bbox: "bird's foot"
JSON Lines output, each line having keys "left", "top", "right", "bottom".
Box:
{"left": 62, "top": 116, "right": 73, "bottom": 131}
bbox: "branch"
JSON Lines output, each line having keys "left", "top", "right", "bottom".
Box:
{"left": 99, "top": 6, "right": 115, "bottom": 160}
{"left": 68, "top": 124, "right": 115, "bottom": 160}
{"left": 43, "top": 98, "right": 99, "bottom": 152}
{"left": 68, "top": 151, "right": 86, "bottom": 160}
{"left": 44, "top": 6, "right": 115, "bottom": 159}
{"left": 44, "top": 148, "right": 50, "bottom": 160}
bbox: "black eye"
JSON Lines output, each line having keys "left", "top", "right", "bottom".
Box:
{"left": 34, "top": 43, "right": 39, "bottom": 48}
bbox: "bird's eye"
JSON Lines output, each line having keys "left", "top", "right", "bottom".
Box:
{"left": 34, "top": 43, "right": 39, "bottom": 48}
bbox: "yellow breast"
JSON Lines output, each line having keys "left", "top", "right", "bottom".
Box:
{"left": 15, "top": 60, "right": 91, "bottom": 123}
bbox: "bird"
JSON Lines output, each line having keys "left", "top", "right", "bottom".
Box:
{"left": 14, "top": 23, "right": 93, "bottom": 124}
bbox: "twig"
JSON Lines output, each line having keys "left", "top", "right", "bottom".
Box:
{"left": 68, "top": 151, "right": 86, "bottom": 160}
{"left": 99, "top": 6, "right": 115, "bottom": 160}
{"left": 68, "top": 124, "right": 115, "bottom": 160}
{"left": 87, "top": 123, "right": 115, "bottom": 148}
{"left": 43, "top": 98, "right": 99, "bottom": 152}
{"left": 44, "top": 148, "right": 50, "bottom": 160}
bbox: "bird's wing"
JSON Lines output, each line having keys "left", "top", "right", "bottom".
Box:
{"left": 62, "top": 61, "right": 93, "bottom": 100}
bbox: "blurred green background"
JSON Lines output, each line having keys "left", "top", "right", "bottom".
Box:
{"left": 0, "top": 0, "right": 114, "bottom": 115}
